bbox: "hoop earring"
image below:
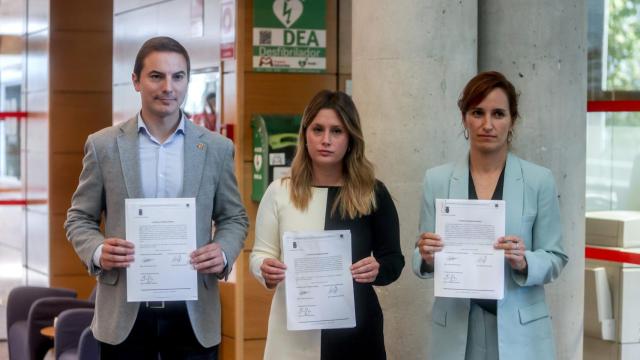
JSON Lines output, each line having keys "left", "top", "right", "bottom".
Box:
{"left": 464, "top": 128, "right": 469, "bottom": 140}
{"left": 507, "top": 129, "right": 514, "bottom": 143}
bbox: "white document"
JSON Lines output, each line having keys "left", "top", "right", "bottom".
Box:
{"left": 125, "top": 198, "right": 198, "bottom": 302}
{"left": 434, "top": 199, "right": 505, "bottom": 300}
{"left": 283, "top": 230, "right": 356, "bottom": 331}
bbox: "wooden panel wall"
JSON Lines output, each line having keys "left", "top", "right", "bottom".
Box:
{"left": 338, "top": 0, "right": 351, "bottom": 91}
{"left": 48, "top": 0, "right": 114, "bottom": 299}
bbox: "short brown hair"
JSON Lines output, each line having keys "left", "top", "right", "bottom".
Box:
{"left": 289, "top": 90, "right": 376, "bottom": 219}
{"left": 458, "top": 71, "right": 519, "bottom": 124}
{"left": 133, "top": 36, "right": 191, "bottom": 79}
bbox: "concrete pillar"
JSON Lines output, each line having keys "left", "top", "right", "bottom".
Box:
{"left": 352, "top": 1, "right": 477, "bottom": 358}
{"left": 478, "top": 1, "right": 587, "bottom": 359}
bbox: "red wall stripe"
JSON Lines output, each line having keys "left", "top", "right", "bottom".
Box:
{"left": 0, "top": 199, "right": 47, "bottom": 206}
{"left": 0, "top": 199, "right": 28, "bottom": 205}
{"left": 0, "top": 111, "right": 28, "bottom": 120}
{"left": 587, "top": 100, "right": 640, "bottom": 112}
{"left": 585, "top": 246, "right": 640, "bottom": 265}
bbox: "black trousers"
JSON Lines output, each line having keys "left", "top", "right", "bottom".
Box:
{"left": 100, "top": 301, "right": 219, "bottom": 360}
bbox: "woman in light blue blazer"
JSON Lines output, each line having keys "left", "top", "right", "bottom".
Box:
{"left": 412, "top": 71, "right": 568, "bottom": 360}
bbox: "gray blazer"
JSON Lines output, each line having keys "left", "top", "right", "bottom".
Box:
{"left": 65, "top": 116, "right": 248, "bottom": 347}
{"left": 412, "top": 153, "right": 568, "bottom": 360}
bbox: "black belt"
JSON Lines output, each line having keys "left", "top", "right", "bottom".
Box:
{"left": 143, "top": 301, "right": 185, "bottom": 310}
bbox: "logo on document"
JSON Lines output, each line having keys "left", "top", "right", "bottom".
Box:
{"left": 439, "top": 201, "right": 450, "bottom": 214}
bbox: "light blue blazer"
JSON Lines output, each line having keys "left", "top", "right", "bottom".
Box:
{"left": 412, "top": 153, "right": 568, "bottom": 360}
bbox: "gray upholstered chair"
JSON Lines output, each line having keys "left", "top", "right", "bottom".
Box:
{"left": 6, "top": 286, "right": 94, "bottom": 360}
{"left": 76, "top": 327, "right": 99, "bottom": 360}
{"left": 54, "top": 308, "right": 98, "bottom": 360}
{"left": 7, "top": 286, "right": 76, "bottom": 360}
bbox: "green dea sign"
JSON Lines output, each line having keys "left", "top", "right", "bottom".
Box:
{"left": 253, "top": 0, "right": 326, "bottom": 73}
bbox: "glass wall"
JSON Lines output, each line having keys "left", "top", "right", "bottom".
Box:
{"left": 1, "top": 85, "right": 22, "bottom": 182}
{"left": 587, "top": 0, "right": 640, "bottom": 211}
{"left": 587, "top": 112, "right": 640, "bottom": 210}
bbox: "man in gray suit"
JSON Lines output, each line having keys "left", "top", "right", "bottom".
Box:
{"left": 65, "top": 36, "right": 248, "bottom": 359}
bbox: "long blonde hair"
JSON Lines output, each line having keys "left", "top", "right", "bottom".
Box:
{"left": 289, "top": 90, "right": 376, "bottom": 219}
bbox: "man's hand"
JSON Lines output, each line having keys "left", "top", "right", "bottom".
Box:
{"left": 100, "top": 238, "right": 135, "bottom": 270}
{"left": 191, "top": 243, "right": 226, "bottom": 274}
{"left": 260, "top": 258, "right": 287, "bottom": 289}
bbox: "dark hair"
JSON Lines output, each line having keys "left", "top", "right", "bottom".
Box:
{"left": 289, "top": 90, "right": 376, "bottom": 219}
{"left": 133, "top": 36, "right": 191, "bottom": 79}
{"left": 458, "top": 71, "right": 519, "bottom": 124}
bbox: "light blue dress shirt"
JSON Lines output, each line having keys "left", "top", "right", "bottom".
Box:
{"left": 137, "top": 113, "right": 185, "bottom": 198}
{"left": 92, "top": 113, "right": 227, "bottom": 269}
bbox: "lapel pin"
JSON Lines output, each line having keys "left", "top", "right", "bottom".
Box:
{"left": 197, "top": 143, "right": 205, "bottom": 150}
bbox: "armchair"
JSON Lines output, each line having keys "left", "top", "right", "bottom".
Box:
{"left": 6, "top": 286, "right": 94, "bottom": 360}
{"left": 54, "top": 308, "right": 98, "bottom": 360}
